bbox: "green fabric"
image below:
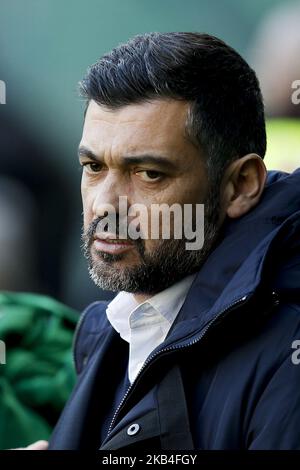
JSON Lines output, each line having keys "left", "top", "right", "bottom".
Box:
{"left": 0, "top": 292, "right": 78, "bottom": 449}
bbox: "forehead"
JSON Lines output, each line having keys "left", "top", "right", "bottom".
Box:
{"left": 80, "top": 99, "right": 192, "bottom": 156}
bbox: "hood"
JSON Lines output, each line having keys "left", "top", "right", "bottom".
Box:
{"left": 163, "top": 167, "right": 300, "bottom": 346}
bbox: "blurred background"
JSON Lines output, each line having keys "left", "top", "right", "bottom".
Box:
{"left": 0, "top": 0, "right": 299, "bottom": 310}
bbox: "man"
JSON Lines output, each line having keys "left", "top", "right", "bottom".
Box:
{"left": 47, "top": 32, "right": 300, "bottom": 450}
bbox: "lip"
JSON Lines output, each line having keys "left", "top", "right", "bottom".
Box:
{"left": 93, "top": 236, "right": 134, "bottom": 255}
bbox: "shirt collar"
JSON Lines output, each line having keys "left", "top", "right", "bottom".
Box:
{"left": 106, "top": 273, "right": 196, "bottom": 343}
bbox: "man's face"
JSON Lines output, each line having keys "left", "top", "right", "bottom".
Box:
{"left": 79, "top": 98, "right": 221, "bottom": 294}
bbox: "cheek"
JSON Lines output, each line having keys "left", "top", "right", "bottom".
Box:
{"left": 146, "top": 177, "right": 204, "bottom": 208}
{"left": 143, "top": 238, "right": 158, "bottom": 254}
{"left": 81, "top": 185, "right": 93, "bottom": 229}
{"left": 171, "top": 177, "right": 205, "bottom": 204}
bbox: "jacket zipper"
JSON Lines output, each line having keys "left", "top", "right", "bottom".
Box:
{"left": 105, "top": 293, "right": 250, "bottom": 439}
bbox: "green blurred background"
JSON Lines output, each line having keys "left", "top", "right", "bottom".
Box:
{"left": 0, "top": 0, "right": 299, "bottom": 309}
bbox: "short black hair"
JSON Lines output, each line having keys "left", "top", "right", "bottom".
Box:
{"left": 79, "top": 32, "right": 266, "bottom": 183}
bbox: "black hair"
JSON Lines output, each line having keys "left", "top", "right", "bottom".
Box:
{"left": 79, "top": 32, "right": 266, "bottom": 184}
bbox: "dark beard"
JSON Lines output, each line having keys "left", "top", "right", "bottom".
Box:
{"left": 81, "top": 187, "right": 222, "bottom": 295}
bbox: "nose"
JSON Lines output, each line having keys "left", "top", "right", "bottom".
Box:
{"left": 91, "top": 170, "right": 127, "bottom": 219}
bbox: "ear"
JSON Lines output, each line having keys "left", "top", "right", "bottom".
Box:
{"left": 222, "top": 154, "right": 267, "bottom": 219}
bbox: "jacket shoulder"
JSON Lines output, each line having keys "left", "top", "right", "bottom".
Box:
{"left": 73, "top": 300, "right": 110, "bottom": 374}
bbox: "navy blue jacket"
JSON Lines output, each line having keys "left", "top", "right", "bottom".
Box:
{"left": 49, "top": 169, "right": 300, "bottom": 450}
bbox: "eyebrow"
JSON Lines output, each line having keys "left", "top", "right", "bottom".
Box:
{"left": 78, "top": 146, "right": 177, "bottom": 170}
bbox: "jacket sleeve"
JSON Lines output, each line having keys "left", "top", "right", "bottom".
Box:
{"left": 247, "top": 310, "right": 300, "bottom": 449}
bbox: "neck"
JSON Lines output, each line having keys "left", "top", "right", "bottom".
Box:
{"left": 133, "top": 293, "right": 153, "bottom": 305}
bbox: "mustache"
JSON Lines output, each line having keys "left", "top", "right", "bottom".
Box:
{"left": 82, "top": 213, "right": 128, "bottom": 241}
{"left": 81, "top": 214, "right": 145, "bottom": 253}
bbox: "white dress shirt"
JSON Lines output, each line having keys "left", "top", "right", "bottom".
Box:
{"left": 106, "top": 273, "right": 196, "bottom": 383}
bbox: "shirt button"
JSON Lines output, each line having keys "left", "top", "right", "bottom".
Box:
{"left": 127, "top": 423, "right": 140, "bottom": 436}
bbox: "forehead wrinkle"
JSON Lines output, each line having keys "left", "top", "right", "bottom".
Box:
{"left": 82, "top": 100, "right": 199, "bottom": 168}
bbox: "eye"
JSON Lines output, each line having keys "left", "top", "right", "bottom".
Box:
{"left": 136, "top": 170, "right": 163, "bottom": 182}
{"left": 81, "top": 162, "right": 102, "bottom": 173}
